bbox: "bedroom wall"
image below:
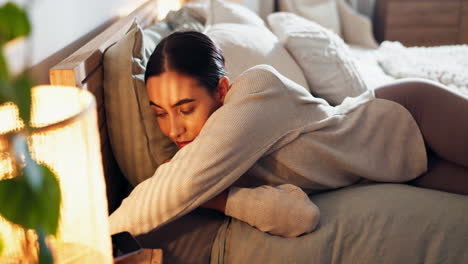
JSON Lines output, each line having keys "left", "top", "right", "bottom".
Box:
{"left": 2, "top": 0, "right": 147, "bottom": 83}
{"left": 3, "top": 0, "right": 270, "bottom": 84}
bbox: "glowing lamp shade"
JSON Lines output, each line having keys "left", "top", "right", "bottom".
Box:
{"left": 0, "top": 86, "right": 112, "bottom": 263}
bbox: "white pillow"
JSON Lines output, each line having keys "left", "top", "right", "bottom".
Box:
{"left": 184, "top": 1, "right": 209, "bottom": 21}
{"left": 206, "top": 0, "right": 265, "bottom": 26}
{"left": 206, "top": 23, "right": 310, "bottom": 91}
{"left": 268, "top": 12, "right": 367, "bottom": 105}
{"left": 279, "top": 0, "right": 341, "bottom": 36}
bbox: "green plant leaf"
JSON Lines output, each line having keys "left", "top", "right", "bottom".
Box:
{"left": 0, "top": 164, "right": 61, "bottom": 236}
{"left": 0, "top": 52, "right": 8, "bottom": 81}
{"left": 12, "top": 75, "right": 32, "bottom": 127}
{"left": 37, "top": 229, "right": 54, "bottom": 264}
{"left": 0, "top": 74, "right": 33, "bottom": 125}
{"left": 0, "top": 2, "right": 31, "bottom": 45}
{"left": 0, "top": 176, "right": 39, "bottom": 230}
{"left": 35, "top": 164, "right": 61, "bottom": 236}
{"left": 0, "top": 78, "right": 14, "bottom": 104}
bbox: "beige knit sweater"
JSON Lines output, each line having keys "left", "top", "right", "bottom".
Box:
{"left": 109, "top": 65, "right": 427, "bottom": 236}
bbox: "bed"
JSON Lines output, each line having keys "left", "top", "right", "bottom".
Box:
{"left": 49, "top": 0, "right": 468, "bottom": 263}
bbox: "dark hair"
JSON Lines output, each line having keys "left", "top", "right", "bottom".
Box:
{"left": 144, "top": 31, "right": 226, "bottom": 95}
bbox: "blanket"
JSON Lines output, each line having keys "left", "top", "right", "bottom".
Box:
{"left": 377, "top": 41, "right": 468, "bottom": 95}
{"left": 211, "top": 183, "right": 468, "bottom": 264}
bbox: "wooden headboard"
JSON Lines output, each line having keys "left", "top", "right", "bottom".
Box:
{"left": 49, "top": 0, "right": 159, "bottom": 213}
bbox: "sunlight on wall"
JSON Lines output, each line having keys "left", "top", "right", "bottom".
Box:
{"left": 156, "top": 0, "right": 183, "bottom": 20}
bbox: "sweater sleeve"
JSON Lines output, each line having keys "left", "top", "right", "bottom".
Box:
{"left": 225, "top": 184, "right": 320, "bottom": 237}
{"left": 108, "top": 65, "right": 299, "bottom": 236}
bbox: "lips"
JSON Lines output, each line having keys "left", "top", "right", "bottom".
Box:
{"left": 176, "top": 141, "right": 192, "bottom": 148}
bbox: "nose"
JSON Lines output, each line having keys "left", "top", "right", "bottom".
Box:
{"left": 168, "top": 116, "right": 185, "bottom": 140}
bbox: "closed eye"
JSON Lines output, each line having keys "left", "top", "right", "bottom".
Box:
{"left": 180, "top": 107, "right": 194, "bottom": 115}
{"left": 155, "top": 112, "right": 167, "bottom": 118}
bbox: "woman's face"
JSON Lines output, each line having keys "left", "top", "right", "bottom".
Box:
{"left": 146, "top": 71, "right": 228, "bottom": 149}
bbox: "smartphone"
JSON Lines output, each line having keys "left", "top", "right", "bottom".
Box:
{"left": 112, "top": 231, "right": 143, "bottom": 262}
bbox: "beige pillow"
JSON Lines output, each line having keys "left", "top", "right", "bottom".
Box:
{"left": 103, "top": 22, "right": 178, "bottom": 186}
{"left": 206, "top": 0, "right": 265, "bottom": 26}
{"left": 268, "top": 12, "right": 367, "bottom": 105}
{"left": 279, "top": 0, "right": 341, "bottom": 36}
{"left": 206, "top": 23, "right": 310, "bottom": 91}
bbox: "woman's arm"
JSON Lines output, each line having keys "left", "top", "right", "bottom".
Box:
{"left": 165, "top": 159, "right": 228, "bottom": 213}
{"left": 108, "top": 66, "right": 301, "bottom": 236}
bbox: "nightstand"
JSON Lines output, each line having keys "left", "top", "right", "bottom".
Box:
{"left": 374, "top": 0, "right": 468, "bottom": 46}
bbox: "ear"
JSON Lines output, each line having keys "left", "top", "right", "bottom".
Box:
{"left": 216, "top": 76, "right": 230, "bottom": 104}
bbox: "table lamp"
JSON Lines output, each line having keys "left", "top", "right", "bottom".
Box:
{"left": 0, "top": 85, "right": 112, "bottom": 263}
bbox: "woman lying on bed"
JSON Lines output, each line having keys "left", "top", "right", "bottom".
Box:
{"left": 109, "top": 31, "right": 468, "bottom": 238}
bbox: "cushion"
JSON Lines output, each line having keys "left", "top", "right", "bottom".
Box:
{"left": 103, "top": 22, "right": 177, "bottom": 186}
{"left": 279, "top": 0, "right": 341, "bottom": 36}
{"left": 268, "top": 12, "right": 367, "bottom": 105}
{"left": 206, "top": 0, "right": 265, "bottom": 26}
{"left": 206, "top": 23, "right": 310, "bottom": 91}
{"left": 211, "top": 183, "right": 468, "bottom": 263}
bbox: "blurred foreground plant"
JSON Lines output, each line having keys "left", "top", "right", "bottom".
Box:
{"left": 0, "top": 2, "right": 61, "bottom": 263}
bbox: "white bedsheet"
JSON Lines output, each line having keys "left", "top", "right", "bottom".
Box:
{"left": 349, "top": 42, "right": 468, "bottom": 96}
{"left": 348, "top": 45, "right": 394, "bottom": 90}
{"left": 377, "top": 41, "right": 468, "bottom": 95}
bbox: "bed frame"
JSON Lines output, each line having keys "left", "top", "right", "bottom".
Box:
{"left": 49, "top": 0, "right": 159, "bottom": 212}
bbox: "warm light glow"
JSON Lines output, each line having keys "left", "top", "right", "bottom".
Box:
{"left": 0, "top": 102, "right": 24, "bottom": 134}
{"left": 30, "top": 86, "right": 83, "bottom": 128}
{"left": 0, "top": 103, "right": 23, "bottom": 180}
{"left": 156, "top": 0, "right": 184, "bottom": 20}
{"left": 0, "top": 151, "right": 14, "bottom": 179}
{"left": 0, "top": 86, "right": 112, "bottom": 263}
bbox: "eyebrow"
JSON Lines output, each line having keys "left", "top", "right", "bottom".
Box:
{"left": 149, "top": 98, "right": 196, "bottom": 109}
